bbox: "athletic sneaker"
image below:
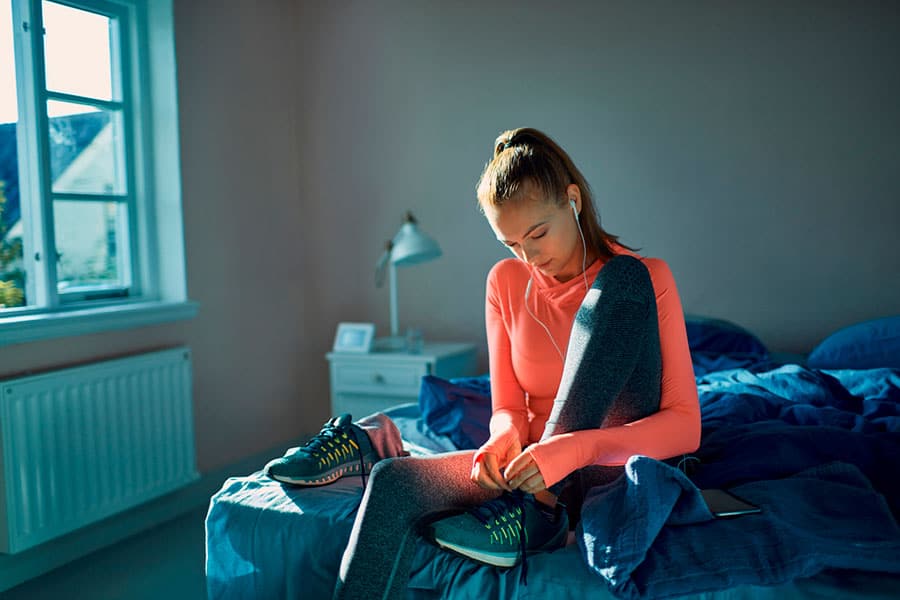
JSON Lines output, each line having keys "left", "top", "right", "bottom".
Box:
{"left": 427, "top": 490, "right": 568, "bottom": 569}
{"left": 264, "top": 413, "right": 377, "bottom": 486}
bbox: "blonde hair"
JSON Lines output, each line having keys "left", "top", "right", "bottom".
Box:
{"left": 475, "top": 127, "right": 631, "bottom": 260}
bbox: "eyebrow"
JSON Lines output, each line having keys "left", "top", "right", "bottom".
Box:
{"left": 498, "top": 221, "right": 548, "bottom": 245}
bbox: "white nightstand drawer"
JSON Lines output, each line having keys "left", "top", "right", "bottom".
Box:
{"left": 333, "top": 363, "right": 426, "bottom": 394}
{"left": 326, "top": 342, "right": 478, "bottom": 418}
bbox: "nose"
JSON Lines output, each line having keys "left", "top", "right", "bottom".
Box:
{"left": 521, "top": 242, "right": 540, "bottom": 265}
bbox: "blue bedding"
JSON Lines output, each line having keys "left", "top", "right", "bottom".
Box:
{"left": 581, "top": 458, "right": 900, "bottom": 599}
{"left": 206, "top": 363, "right": 900, "bottom": 599}
{"left": 691, "top": 366, "right": 900, "bottom": 517}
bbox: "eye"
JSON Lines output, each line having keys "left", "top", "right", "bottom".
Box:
{"left": 531, "top": 229, "right": 547, "bottom": 240}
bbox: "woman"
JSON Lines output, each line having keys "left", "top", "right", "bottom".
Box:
{"left": 265, "top": 127, "right": 701, "bottom": 599}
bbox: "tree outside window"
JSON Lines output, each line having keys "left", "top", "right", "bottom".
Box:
{"left": 0, "top": 179, "right": 24, "bottom": 308}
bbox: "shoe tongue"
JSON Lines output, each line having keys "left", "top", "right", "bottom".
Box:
{"left": 332, "top": 413, "right": 353, "bottom": 429}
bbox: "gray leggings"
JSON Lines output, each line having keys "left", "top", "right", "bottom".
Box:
{"left": 333, "top": 255, "right": 662, "bottom": 599}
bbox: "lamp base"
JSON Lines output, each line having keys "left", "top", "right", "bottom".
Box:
{"left": 374, "top": 336, "right": 407, "bottom": 352}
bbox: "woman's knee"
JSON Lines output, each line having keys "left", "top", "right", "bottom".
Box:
{"left": 590, "top": 255, "right": 654, "bottom": 307}
{"left": 595, "top": 255, "right": 651, "bottom": 289}
{"left": 369, "top": 456, "right": 406, "bottom": 485}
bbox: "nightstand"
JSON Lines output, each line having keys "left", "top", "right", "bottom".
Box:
{"left": 326, "top": 342, "right": 478, "bottom": 418}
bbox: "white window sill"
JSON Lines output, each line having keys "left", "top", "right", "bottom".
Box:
{"left": 0, "top": 301, "right": 199, "bottom": 347}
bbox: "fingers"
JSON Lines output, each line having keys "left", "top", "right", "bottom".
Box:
{"left": 483, "top": 454, "right": 512, "bottom": 491}
{"left": 504, "top": 451, "right": 547, "bottom": 493}
{"left": 506, "top": 465, "right": 546, "bottom": 493}
{"left": 502, "top": 450, "right": 532, "bottom": 483}
{"left": 515, "top": 472, "right": 547, "bottom": 494}
{"left": 471, "top": 453, "right": 512, "bottom": 491}
{"left": 504, "top": 463, "right": 534, "bottom": 488}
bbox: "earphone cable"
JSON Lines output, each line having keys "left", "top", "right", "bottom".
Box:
{"left": 524, "top": 276, "right": 565, "bottom": 362}
{"left": 577, "top": 213, "right": 588, "bottom": 294}
{"left": 522, "top": 203, "right": 590, "bottom": 363}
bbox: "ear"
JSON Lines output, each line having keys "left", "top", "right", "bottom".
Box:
{"left": 566, "top": 184, "right": 582, "bottom": 215}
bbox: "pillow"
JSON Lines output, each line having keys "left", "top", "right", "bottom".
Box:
{"left": 684, "top": 314, "right": 769, "bottom": 357}
{"left": 807, "top": 316, "right": 900, "bottom": 370}
{"left": 418, "top": 375, "right": 491, "bottom": 450}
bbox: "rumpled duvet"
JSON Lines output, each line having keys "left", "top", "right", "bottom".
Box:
{"left": 580, "top": 457, "right": 900, "bottom": 599}
{"left": 578, "top": 365, "right": 900, "bottom": 599}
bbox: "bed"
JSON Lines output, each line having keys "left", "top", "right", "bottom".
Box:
{"left": 205, "top": 315, "right": 900, "bottom": 599}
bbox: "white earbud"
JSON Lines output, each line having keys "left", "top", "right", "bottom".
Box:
{"left": 569, "top": 198, "right": 579, "bottom": 220}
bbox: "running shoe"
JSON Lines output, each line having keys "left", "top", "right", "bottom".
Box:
{"left": 427, "top": 490, "right": 568, "bottom": 568}
{"left": 264, "top": 413, "right": 377, "bottom": 486}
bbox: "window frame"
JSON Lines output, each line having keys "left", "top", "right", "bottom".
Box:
{"left": 0, "top": 0, "right": 196, "bottom": 347}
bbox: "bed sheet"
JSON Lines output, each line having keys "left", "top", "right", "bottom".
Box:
{"left": 207, "top": 398, "right": 900, "bottom": 600}
{"left": 206, "top": 468, "right": 900, "bottom": 600}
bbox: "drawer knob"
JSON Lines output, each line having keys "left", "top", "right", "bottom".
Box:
{"left": 372, "top": 373, "right": 385, "bottom": 384}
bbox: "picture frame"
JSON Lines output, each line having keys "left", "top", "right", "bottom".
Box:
{"left": 333, "top": 322, "right": 376, "bottom": 353}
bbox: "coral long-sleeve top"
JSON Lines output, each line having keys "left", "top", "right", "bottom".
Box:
{"left": 476, "top": 250, "right": 701, "bottom": 489}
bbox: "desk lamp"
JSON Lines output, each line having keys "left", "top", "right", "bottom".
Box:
{"left": 375, "top": 212, "right": 442, "bottom": 349}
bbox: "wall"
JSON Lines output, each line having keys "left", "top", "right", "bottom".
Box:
{"left": 1, "top": 0, "right": 898, "bottom": 475}
{"left": 298, "top": 0, "right": 900, "bottom": 362}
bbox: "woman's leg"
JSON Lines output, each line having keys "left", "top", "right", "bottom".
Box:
{"left": 542, "top": 255, "right": 663, "bottom": 502}
{"left": 544, "top": 254, "right": 662, "bottom": 436}
{"left": 333, "top": 451, "right": 499, "bottom": 600}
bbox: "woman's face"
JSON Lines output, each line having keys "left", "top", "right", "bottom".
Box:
{"left": 485, "top": 184, "right": 587, "bottom": 283}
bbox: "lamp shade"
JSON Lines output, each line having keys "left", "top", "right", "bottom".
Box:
{"left": 390, "top": 213, "right": 442, "bottom": 266}
{"left": 374, "top": 212, "right": 442, "bottom": 343}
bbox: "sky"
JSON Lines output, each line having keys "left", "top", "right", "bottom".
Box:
{"left": 1, "top": 0, "right": 112, "bottom": 125}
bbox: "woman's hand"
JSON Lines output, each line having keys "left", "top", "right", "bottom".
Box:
{"left": 471, "top": 431, "right": 522, "bottom": 491}
{"left": 471, "top": 452, "right": 512, "bottom": 491}
{"left": 503, "top": 446, "right": 547, "bottom": 494}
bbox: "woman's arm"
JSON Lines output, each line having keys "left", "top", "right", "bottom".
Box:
{"left": 527, "top": 259, "right": 701, "bottom": 489}
{"left": 473, "top": 262, "right": 531, "bottom": 468}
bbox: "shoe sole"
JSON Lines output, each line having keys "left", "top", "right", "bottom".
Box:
{"left": 269, "top": 460, "right": 374, "bottom": 486}
{"left": 433, "top": 539, "right": 520, "bottom": 567}
{"left": 432, "top": 524, "right": 569, "bottom": 568}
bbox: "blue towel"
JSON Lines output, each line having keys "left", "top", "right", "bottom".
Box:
{"left": 578, "top": 456, "right": 900, "bottom": 599}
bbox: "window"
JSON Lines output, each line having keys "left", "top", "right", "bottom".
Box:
{"left": 0, "top": 0, "right": 194, "bottom": 345}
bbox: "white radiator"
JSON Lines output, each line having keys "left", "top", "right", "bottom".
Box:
{"left": 0, "top": 347, "right": 199, "bottom": 554}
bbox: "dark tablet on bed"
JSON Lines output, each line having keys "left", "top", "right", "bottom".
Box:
{"left": 701, "top": 489, "right": 762, "bottom": 518}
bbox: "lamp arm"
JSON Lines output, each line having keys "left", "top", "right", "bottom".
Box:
{"left": 389, "top": 262, "right": 399, "bottom": 338}
{"left": 374, "top": 241, "right": 392, "bottom": 288}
